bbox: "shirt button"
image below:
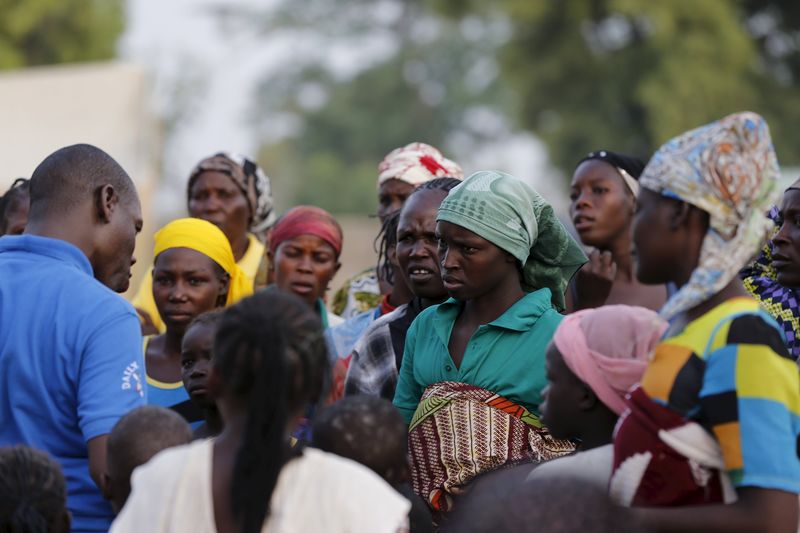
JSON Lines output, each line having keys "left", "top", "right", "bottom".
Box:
{"left": 445, "top": 365, "right": 452, "bottom": 371}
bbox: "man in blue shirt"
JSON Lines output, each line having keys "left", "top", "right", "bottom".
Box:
{"left": 0, "top": 144, "right": 146, "bottom": 532}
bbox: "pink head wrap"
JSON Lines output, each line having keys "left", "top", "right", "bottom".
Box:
{"left": 269, "top": 206, "right": 343, "bottom": 257}
{"left": 377, "top": 142, "right": 464, "bottom": 187}
{"left": 553, "top": 305, "right": 667, "bottom": 415}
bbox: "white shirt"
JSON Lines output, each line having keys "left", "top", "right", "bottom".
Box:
{"left": 527, "top": 444, "right": 614, "bottom": 489}
{"left": 111, "top": 440, "right": 410, "bottom": 533}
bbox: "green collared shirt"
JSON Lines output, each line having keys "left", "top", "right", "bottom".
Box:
{"left": 393, "top": 288, "right": 563, "bottom": 424}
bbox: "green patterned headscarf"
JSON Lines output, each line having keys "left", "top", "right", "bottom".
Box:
{"left": 437, "top": 171, "right": 587, "bottom": 311}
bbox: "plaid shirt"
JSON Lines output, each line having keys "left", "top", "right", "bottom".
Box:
{"left": 344, "top": 299, "right": 423, "bottom": 400}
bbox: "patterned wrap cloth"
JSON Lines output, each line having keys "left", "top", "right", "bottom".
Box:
{"left": 378, "top": 142, "right": 463, "bottom": 186}
{"left": 188, "top": 152, "right": 276, "bottom": 233}
{"left": 437, "top": 171, "right": 587, "bottom": 312}
{"left": 741, "top": 205, "right": 800, "bottom": 361}
{"left": 408, "top": 381, "right": 574, "bottom": 515}
{"left": 639, "top": 111, "right": 780, "bottom": 319}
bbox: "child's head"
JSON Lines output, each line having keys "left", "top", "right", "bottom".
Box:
{"left": 103, "top": 406, "right": 192, "bottom": 514}
{"left": 0, "top": 445, "right": 69, "bottom": 533}
{"left": 446, "top": 474, "right": 643, "bottom": 533}
{"left": 541, "top": 305, "right": 666, "bottom": 443}
{"left": 209, "top": 290, "right": 329, "bottom": 533}
{"left": 312, "top": 396, "right": 408, "bottom": 486}
{"left": 181, "top": 309, "right": 225, "bottom": 410}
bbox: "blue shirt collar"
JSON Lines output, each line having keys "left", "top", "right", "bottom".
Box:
{"left": 0, "top": 235, "right": 93, "bottom": 276}
{"left": 434, "top": 287, "right": 555, "bottom": 334}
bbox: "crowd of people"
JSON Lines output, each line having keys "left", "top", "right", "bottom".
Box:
{"left": 0, "top": 111, "right": 798, "bottom": 533}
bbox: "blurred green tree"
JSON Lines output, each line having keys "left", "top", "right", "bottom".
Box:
{"left": 253, "top": 0, "right": 800, "bottom": 213}
{"left": 0, "top": 0, "right": 123, "bottom": 69}
{"left": 432, "top": 0, "right": 800, "bottom": 169}
{"left": 253, "top": 0, "right": 509, "bottom": 214}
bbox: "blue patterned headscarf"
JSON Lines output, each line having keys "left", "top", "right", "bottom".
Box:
{"left": 640, "top": 111, "right": 780, "bottom": 319}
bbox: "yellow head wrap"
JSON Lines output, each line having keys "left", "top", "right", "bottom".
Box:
{"left": 153, "top": 217, "right": 253, "bottom": 306}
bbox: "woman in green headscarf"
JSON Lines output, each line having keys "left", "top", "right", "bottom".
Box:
{"left": 393, "top": 171, "right": 587, "bottom": 517}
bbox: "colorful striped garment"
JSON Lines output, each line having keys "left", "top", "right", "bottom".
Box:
{"left": 612, "top": 298, "right": 800, "bottom": 505}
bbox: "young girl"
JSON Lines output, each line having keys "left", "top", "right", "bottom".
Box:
{"left": 180, "top": 310, "right": 225, "bottom": 439}
{"left": 611, "top": 112, "right": 800, "bottom": 531}
{"left": 567, "top": 150, "right": 666, "bottom": 311}
{"left": 145, "top": 218, "right": 251, "bottom": 425}
{"left": 530, "top": 305, "right": 666, "bottom": 488}
{"left": 111, "top": 291, "right": 410, "bottom": 533}
{"left": 393, "top": 171, "right": 587, "bottom": 514}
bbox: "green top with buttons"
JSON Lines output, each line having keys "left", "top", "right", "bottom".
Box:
{"left": 392, "top": 288, "right": 563, "bottom": 424}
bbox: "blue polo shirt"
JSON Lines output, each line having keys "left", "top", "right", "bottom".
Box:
{"left": 0, "top": 235, "right": 145, "bottom": 532}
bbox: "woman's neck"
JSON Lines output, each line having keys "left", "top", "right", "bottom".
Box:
{"left": 161, "top": 329, "right": 184, "bottom": 360}
{"left": 575, "top": 410, "right": 619, "bottom": 451}
{"left": 229, "top": 233, "right": 250, "bottom": 262}
{"left": 463, "top": 280, "right": 525, "bottom": 326}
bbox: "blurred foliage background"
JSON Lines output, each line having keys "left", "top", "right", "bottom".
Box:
{"left": 3, "top": 0, "right": 800, "bottom": 215}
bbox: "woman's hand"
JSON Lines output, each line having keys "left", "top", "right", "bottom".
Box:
{"left": 574, "top": 250, "right": 617, "bottom": 310}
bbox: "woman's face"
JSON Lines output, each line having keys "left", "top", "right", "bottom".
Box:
{"left": 632, "top": 188, "right": 682, "bottom": 285}
{"left": 271, "top": 235, "right": 341, "bottom": 308}
{"left": 569, "top": 160, "right": 635, "bottom": 247}
{"left": 540, "top": 343, "right": 587, "bottom": 441}
{"left": 152, "top": 248, "right": 228, "bottom": 335}
{"left": 436, "top": 220, "right": 517, "bottom": 301}
{"left": 771, "top": 189, "right": 800, "bottom": 287}
{"left": 396, "top": 189, "right": 448, "bottom": 301}
{"left": 188, "top": 171, "right": 250, "bottom": 243}
{"left": 378, "top": 178, "right": 415, "bottom": 223}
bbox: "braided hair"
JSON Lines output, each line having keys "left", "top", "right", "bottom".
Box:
{"left": 413, "top": 177, "right": 462, "bottom": 195}
{"left": 0, "top": 445, "right": 67, "bottom": 533}
{"left": 376, "top": 211, "right": 400, "bottom": 286}
{"left": 0, "top": 178, "right": 30, "bottom": 235}
{"left": 213, "top": 290, "right": 329, "bottom": 533}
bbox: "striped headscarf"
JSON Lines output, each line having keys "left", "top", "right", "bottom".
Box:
{"left": 437, "top": 171, "right": 587, "bottom": 311}
{"left": 378, "top": 142, "right": 463, "bottom": 187}
{"left": 640, "top": 111, "right": 780, "bottom": 319}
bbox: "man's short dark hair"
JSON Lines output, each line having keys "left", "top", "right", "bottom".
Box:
{"left": 28, "top": 144, "right": 136, "bottom": 219}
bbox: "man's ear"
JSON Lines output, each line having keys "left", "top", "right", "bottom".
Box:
{"left": 95, "top": 184, "right": 119, "bottom": 224}
{"left": 267, "top": 250, "right": 275, "bottom": 272}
